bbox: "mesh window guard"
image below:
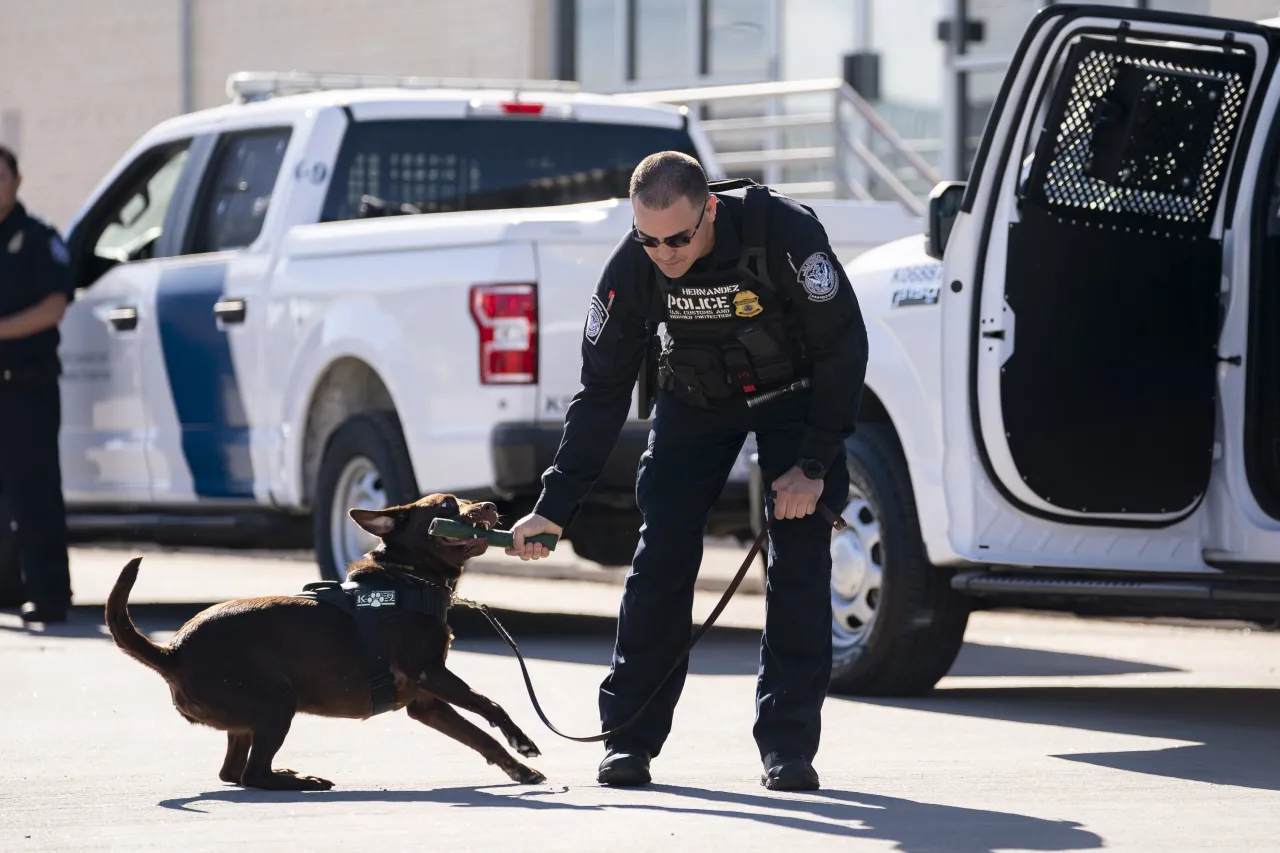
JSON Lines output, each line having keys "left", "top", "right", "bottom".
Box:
{"left": 1023, "top": 37, "right": 1255, "bottom": 235}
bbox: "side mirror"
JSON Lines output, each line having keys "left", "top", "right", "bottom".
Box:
{"left": 925, "top": 181, "right": 966, "bottom": 261}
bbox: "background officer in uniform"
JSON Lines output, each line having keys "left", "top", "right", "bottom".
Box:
{"left": 509, "top": 151, "right": 868, "bottom": 791}
{"left": 0, "top": 144, "right": 75, "bottom": 624}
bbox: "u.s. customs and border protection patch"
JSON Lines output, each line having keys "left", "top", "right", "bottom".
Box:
{"left": 798, "top": 252, "right": 837, "bottom": 302}
{"left": 733, "top": 290, "right": 763, "bottom": 318}
{"left": 585, "top": 294, "right": 609, "bottom": 344}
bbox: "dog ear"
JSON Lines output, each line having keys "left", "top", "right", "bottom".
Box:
{"left": 348, "top": 508, "right": 403, "bottom": 537}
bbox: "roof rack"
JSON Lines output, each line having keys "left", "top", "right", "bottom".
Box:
{"left": 226, "top": 71, "right": 581, "bottom": 103}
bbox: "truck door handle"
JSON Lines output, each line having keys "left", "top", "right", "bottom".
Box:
{"left": 107, "top": 306, "right": 139, "bottom": 331}
{"left": 214, "top": 299, "right": 247, "bottom": 324}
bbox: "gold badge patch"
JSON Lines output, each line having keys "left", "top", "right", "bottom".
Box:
{"left": 734, "top": 290, "right": 762, "bottom": 318}
{"left": 7, "top": 230, "right": 23, "bottom": 253}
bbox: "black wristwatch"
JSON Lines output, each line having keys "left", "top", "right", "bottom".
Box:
{"left": 797, "top": 457, "right": 827, "bottom": 480}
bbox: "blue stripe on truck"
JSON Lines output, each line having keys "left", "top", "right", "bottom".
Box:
{"left": 156, "top": 264, "right": 255, "bottom": 499}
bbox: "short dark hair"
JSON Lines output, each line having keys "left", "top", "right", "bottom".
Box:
{"left": 629, "top": 151, "right": 707, "bottom": 210}
{"left": 0, "top": 145, "right": 16, "bottom": 178}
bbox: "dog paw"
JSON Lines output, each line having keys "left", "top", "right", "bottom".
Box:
{"left": 295, "top": 774, "right": 334, "bottom": 791}
{"left": 509, "top": 763, "right": 546, "bottom": 785}
{"left": 272, "top": 770, "right": 333, "bottom": 791}
{"left": 505, "top": 730, "right": 541, "bottom": 758}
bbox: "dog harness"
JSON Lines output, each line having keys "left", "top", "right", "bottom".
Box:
{"left": 295, "top": 578, "right": 451, "bottom": 716}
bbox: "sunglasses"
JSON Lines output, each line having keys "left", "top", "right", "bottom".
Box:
{"left": 631, "top": 201, "right": 707, "bottom": 249}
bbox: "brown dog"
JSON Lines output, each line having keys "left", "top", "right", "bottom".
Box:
{"left": 105, "top": 494, "right": 545, "bottom": 790}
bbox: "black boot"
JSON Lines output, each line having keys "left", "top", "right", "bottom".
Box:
{"left": 597, "top": 747, "right": 652, "bottom": 787}
{"left": 20, "top": 600, "right": 67, "bottom": 624}
{"left": 761, "top": 752, "right": 820, "bottom": 791}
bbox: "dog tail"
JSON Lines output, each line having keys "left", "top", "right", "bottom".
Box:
{"left": 106, "top": 558, "right": 173, "bottom": 676}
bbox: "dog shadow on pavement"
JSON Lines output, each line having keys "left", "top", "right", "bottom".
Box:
{"left": 158, "top": 782, "right": 1101, "bottom": 853}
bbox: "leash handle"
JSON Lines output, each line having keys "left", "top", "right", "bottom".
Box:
{"left": 466, "top": 497, "right": 845, "bottom": 744}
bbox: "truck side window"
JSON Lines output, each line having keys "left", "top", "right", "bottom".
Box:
{"left": 72, "top": 141, "right": 192, "bottom": 290}
{"left": 187, "top": 128, "right": 292, "bottom": 254}
{"left": 320, "top": 118, "right": 702, "bottom": 222}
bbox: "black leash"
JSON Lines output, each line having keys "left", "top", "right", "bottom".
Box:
{"left": 455, "top": 502, "right": 847, "bottom": 743}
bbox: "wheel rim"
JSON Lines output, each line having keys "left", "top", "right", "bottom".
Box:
{"left": 830, "top": 484, "right": 884, "bottom": 652}
{"left": 329, "top": 456, "right": 387, "bottom": 581}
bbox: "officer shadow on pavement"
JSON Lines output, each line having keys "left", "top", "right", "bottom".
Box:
{"left": 850, "top": 686, "right": 1280, "bottom": 792}
{"left": 158, "top": 782, "right": 1102, "bottom": 853}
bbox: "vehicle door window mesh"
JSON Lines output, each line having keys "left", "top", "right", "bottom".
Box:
{"left": 1022, "top": 37, "right": 1253, "bottom": 234}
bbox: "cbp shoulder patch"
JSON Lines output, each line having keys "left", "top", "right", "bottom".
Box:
{"left": 49, "top": 234, "right": 69, "bottom": 266}
{"left": 798, "top": 252, "right": 837, "bottom": 302}
{"left": 585, "top": 294, "right": 609, "bottom": 344}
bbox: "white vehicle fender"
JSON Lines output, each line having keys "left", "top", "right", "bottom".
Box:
{"left": 847, "top": 237, "right": 962, "bottom": 567}
{"left": 275, "top": 297, "right": 425, "bottom": 509}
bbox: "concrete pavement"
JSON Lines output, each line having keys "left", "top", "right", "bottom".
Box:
{"left": 2, "top": 544, "right": 1280, "bottom": 851}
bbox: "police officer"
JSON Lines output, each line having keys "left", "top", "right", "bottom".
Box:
{"left": 508, "top": 151, "right": 868, "bottom": 791}
{"left": 0, "top": 144, "right": 74, "bottom": 624}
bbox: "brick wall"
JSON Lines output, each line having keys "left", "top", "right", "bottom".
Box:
{"left": 0, "top": 0, "right": 553, "bottom": 229}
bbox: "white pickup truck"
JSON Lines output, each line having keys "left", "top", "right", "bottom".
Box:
{"left": 783, "top": 4, "right": 1280, "bottom": 698}
{"left": 0, "top": 73, "right": 916, "bottom": 594}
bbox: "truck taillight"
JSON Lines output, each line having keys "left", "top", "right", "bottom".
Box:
{"left": 470, "top": 283, "right": 537, "bottom": 385}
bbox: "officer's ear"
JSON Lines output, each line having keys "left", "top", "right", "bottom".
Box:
{"left": 349, "top": 508, "right": 405, "bottom": 537}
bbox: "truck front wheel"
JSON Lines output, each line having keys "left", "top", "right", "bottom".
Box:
{"left": 827, "top": 423, "right": 969, "bottom": 696}
{"left": 313, "top": 412, "right": 418, "bottom": 582}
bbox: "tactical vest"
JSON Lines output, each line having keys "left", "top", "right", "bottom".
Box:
{"left": 649, "top": 180, "right": 807, "bottom": 409}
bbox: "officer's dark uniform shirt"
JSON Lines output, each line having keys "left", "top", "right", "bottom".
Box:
{"left": 0, "top": 202, "right": 74, "bottom": 367}
{"left": 534, "top": 190, "right": 868, "bottom": 527}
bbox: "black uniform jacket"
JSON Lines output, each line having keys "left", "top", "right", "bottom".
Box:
{"left": 534, "top": 190, "right": 869, "bottom": 528}
{"left": 0, "top": 202, "right": 74, "bottom": 369}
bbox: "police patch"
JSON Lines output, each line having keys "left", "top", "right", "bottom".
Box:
{"left": 798, "top": 252, "right": 836, "bottom": 302}
{"left": 585, "top": 294, "right": 609, "bottom": 344}
{"left": 49, "top": 235, "right": 69, "bottom": 266}
{"left": 7, "top": 230, "right": 22, "bottom": 254}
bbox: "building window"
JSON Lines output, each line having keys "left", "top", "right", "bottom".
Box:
{"left": 707, "top": 0, "right": 773, "bottom": 79}
{"left": 575, "top": 0, "right": 624, "bottom": 92}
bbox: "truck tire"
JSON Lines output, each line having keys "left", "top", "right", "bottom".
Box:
{"left": 313, "top": 412, "right": 418, "bottom": 582}
{"left": 828, "top": 423, "right": 969, "bottom": 696}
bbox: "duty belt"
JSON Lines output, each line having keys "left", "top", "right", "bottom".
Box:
{"left": 295, "top": 579, "right": 451, "bottom": 715}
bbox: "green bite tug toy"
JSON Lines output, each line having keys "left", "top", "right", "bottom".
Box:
{"left": 427, "top": 518, "right": 559, "bottom": 552}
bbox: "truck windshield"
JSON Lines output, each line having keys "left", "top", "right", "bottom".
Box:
{"left": 320, "top": 117, "right": 702, "bottom": 221}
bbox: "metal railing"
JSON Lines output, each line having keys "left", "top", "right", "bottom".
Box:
{"left": 226, "top": 71, "right": 941, "bottom": 216}
{"left": 619, "top": 78, "right": 942, "bottom": 216}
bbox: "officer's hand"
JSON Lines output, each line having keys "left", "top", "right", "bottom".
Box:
{"left": 506, "top": 513, "right": 563, "bottom": 561}
{"left": 771, "top": 466, "right": 824, "bottom": 520}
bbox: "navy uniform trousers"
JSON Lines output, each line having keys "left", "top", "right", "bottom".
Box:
{"left": 599, "top": 388, "right": 849, "bottom": 762}
{"left": 0, "top": 372, "right": 71, "bottom": 610}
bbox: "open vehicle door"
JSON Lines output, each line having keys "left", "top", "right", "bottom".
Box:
{"left": 939, "top": 5, "right": 1278, "bottom": 571}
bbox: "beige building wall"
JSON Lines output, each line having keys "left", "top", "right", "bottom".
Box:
{"left": 0, "top": 0, "right": 554, "bottom": 230}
